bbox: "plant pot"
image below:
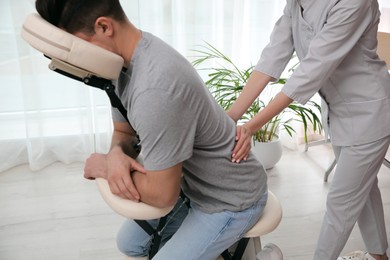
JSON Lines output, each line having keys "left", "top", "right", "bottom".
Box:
{"left": 251, "top": 136, "right": 283, "bottom": 170}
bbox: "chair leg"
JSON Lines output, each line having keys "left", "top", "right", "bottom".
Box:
{"left": 220, "top": 238, "right": 250, "bottom": 260}
{"left": 324, "top": 158, "right": 337, "bottom": 182}
{"left": 220, "top": 249, "right": 233, "bottom": 260}
{"left": 241, "top": 237, "right": 262, "bottom": 260}
{"left": 231, "top": 237, "right": 250, "bottom": 260}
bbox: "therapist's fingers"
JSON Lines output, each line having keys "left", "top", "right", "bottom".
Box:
{"left": 235, "top": 125, "right": 242, "bottom": 141}
{"left": 232, "top": 126, "right": 243, "bottom": 162}
{"left": 232, "top": 135, "right": 252, "bottom": 163}
{"left": 232, "top": 126, "right": 252, "bottom": 163}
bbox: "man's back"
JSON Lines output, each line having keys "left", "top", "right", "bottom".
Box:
{"left": 113, "top": 31, "right": 267, "bottom": 213}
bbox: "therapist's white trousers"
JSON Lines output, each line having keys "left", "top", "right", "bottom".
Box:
{"left": 315, "top": 135, "right": 390, "bottom": 259}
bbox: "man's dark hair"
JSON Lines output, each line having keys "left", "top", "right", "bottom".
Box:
{"left": 35, "top": 0, "right": 127, "bottom": 35}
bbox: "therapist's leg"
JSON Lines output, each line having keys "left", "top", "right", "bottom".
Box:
{"left": 153, "top": 191, "right": 268, "bottom": 260}
{"left": 358, "top": 176, "right": 388, "bottom": 259}
{"left": 314, "top": 136, "right": 390, "bottom": 260}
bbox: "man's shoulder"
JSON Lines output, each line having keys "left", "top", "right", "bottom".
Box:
{"left": 140, "top": 31, "right": 178, "bottom": 56}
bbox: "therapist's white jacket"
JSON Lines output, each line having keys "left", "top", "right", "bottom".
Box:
{"left": 255, "top": 0, "right": 390, "bottom": 146}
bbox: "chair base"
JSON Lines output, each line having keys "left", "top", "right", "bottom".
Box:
{"left": 221, "top": 237, "right": 262, "bottom": 260}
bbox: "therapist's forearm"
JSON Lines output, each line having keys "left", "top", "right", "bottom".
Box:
{"left": 245, "top": 92, "right": 293, "bottom": 135}
{"left": 227, "top": 71, "right": 273, "bottom": 122}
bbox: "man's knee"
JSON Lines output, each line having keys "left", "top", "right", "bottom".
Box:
{"left": 116, "top": 223, "right": 150, "bottom": 257}
{"left": 116, "top": 235, "right": 149, "bottom": 257}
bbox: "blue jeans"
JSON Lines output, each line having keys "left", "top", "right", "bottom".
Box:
{"left": 117, "top": 191, "right": 268, "bottom": 260}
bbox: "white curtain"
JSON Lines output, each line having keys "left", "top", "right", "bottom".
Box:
{"left": 0, "top": 0, "right": 114, "bottom": 172}
{"left": 379, "top": 0, "right": 390, "bottom": 9}
{"left": 0, "top": 0, "right": 285, "bottom": 172}
{"left": 378, "top": 0, "right": 390, "bottom": 32}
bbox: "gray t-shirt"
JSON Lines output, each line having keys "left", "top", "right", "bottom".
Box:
{"left": 112, "top": 32, "right": 267, "bottom": 213}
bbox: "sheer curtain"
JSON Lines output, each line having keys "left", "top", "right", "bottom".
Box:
{"left": 0, "top": 0, "right": 285, "bottom": 172}
{"left": 378, "top": 0, "right": 390, "bottom": 32}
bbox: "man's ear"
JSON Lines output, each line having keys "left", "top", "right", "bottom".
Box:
{"left": 94, "top": 17, "right": 114, "bottom": 36}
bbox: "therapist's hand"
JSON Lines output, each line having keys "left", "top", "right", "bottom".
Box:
{"left": 106, "top": 146, "right": 146, "bottom": 201}
{"left": 232, "top": 124, "right": 252, "bottom": 163}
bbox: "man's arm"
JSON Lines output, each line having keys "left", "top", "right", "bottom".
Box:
{"left": 104, "top": 121, "right": 145, "bottom": 201}
{"left": 85, "top": 120, "right": 182, "bottom": 207}
{"left": 110, "top": 121, "right": 140, "bottom": 159}
{"left": 84, "top": 121, "right": 145, "bottom": 201}
{"left": 110, "top": 121, "right": 182, "bottom": 207}
{"left": 132, "top": 164, "right": 182, "bottom": 208}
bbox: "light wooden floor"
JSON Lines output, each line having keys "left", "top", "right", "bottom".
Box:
{"left": 0, "top": 144, "right": 389, "bottom": 260}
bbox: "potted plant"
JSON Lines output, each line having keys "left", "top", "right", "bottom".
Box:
{"left": 192, "top": 43, "right": 323, "bottom": 169}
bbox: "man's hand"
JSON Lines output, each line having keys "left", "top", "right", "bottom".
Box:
{"left": 106, "top": 146, "right": 146, "bottom": 201}
{"left": 84, "top": 153, "right": 109, "bottom": 180}
{"left": 232, "top": 124, "right": 252, "bottom": 163}
{"left": 84, "top": 147, "right": 146, "bottom": 201}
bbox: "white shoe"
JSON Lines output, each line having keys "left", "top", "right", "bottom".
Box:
{"left": 337, "top": 251, "right": 376, "bottom": 260}
{"left": 256, "top": 243, "right": 283, "bottom": 260}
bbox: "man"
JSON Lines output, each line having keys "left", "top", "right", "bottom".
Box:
{"left": 35, "top": 1, "right": 272, "bottom": 259}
